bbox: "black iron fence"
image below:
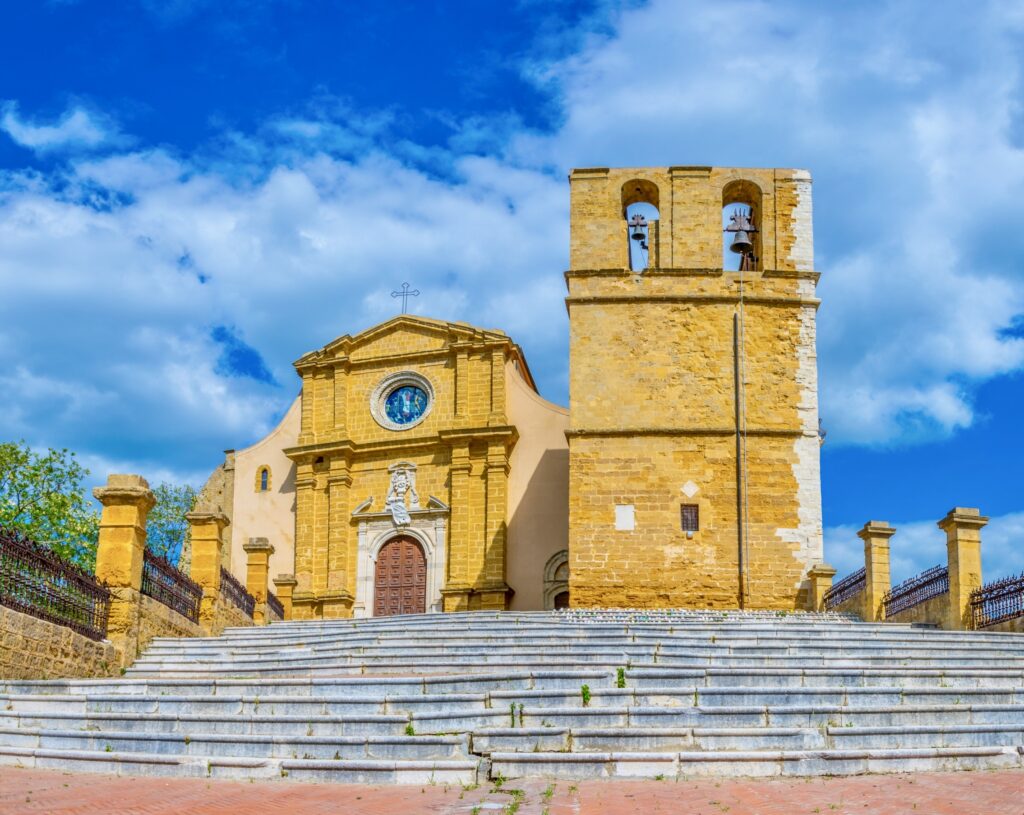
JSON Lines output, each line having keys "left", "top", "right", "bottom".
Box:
{"left": 0, "top": 527, "right": 110, "bottom": 641}
{"left": 141, "top": 549, "right": 202, "bottom": 624}
{"left": 970, "top": 573, "right": 1024, "bottom": 629}
{"left": 883, "top": 565, "right": 948, "bottom": 618}
{"left": 823, "top": 567, "right": 865, "bottom": 611}
{"left": 220, "top": 566, "right": 255, "bottom": 618}
{"left": 267, "top": 590, "right": 284, "bottom": 621}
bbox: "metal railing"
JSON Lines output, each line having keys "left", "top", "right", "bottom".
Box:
{"left": 0, "top": 527, "right": 110, "bottom": 641}
{"left": 883, "top": 565, "right": 948, "bottom": 618}
{"left": 823, "top": 567, "right": 865, "bottom": 610}
{"left": 141, "top": 549, "right": 202, "bottom": 624}
{"left": 267, "top": 590, "right": 284, "bottom": 621}
{"left": 970, "top": 573, "right": 1024, "bottom": 629}
{"left": 220, "top": 566, "right": 255, "bottom": 618}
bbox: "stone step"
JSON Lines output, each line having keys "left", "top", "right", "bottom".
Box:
{"left": 0, "top": 727, "right": 470, "bottom": 760}
{"left": 11, "top": 668, "right": 1023, "bottom": 703}
{"left": 488, "top": 746, "right": 1023, "bottom": 779}
{"left": 0, "top": 710, "right": 413, "bottom": 737}
{"left": 0, "top": 746, "right": 479, "bottom": 784}
{"left": 125, "top": 655, "right": 1024, "bottom": 678}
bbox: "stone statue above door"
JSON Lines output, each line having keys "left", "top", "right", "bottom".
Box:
{"left": 385, "top": 461, "right": 420, "bottom": 526}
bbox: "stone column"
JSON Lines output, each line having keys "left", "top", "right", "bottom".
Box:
{"left": 443, "top": 442, "right": 473, "bottom": 612}
{"left": 858, "top": 521, "right": 895, "bottom": 622}
{"left": 479, "top": 442, "right": 512, "bottom": 610}
{"left": 807, "top": 563, "right": 837, "bottom": 612}
{"left": 273, "top": 574, "right": 297, "bottom": 620}
{"left": 93, "top": 474, "right": 156, "bottom": 664}
{"left": 187, "top": 509, "right": 230, "bottom": 635}
{"left": 939, "top": 507, "right": 988, "bottom": 631}
{"left": 243, "top": 537, "right": 275, "bottom": 625}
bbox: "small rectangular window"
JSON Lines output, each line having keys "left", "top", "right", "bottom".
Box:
{"left": 681, "top": 504, "right": 699, "bottom": 533}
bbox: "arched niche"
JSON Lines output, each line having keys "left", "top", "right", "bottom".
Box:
{"left": 543, "top": 549, "right": 569, "bottom": 610}
{"left": 621, "top": 179, "right": 661, "bottom": 271}
{"left": 722, "top": 179, "right": 763, "bottom": 272}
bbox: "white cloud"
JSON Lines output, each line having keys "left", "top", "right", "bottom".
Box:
{"left": 3, "top": 0, "right": 1024, "bottom": 493}
{"left": 515, "top": 0, "right": 1024, "bottom": 446}
{"left": 1, "top": 102, "right": 115, "bottom": 153}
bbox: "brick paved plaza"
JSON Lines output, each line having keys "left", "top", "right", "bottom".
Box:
{"left": 2, "top": 767, "right": 1023, "bottom": 815}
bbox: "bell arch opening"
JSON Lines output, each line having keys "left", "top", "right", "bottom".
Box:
{"left": 722, "top": 179, "right": 763, "bottom": 272}
{"left": 622, "top": 179, "right": 660, "bottom": 272}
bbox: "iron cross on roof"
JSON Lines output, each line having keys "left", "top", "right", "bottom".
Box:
{"left": 391, "top": 282, "right": 420, "bottom": 314}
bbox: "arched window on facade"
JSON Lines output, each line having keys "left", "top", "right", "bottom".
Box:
{"left": 722, "top": 180, "right": 762, "bottom": 272}
{"left": 621, "top": 179, "right": 660, "bottom": 272}
{"left": 255, "top": 465, "right": 271, "bottom": 493}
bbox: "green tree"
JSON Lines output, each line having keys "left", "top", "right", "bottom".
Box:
{"left": 147, "top": 481, "right": 198, "bottom": 565}
{"left": 0, "top": 440, "right": 99, "bottom": 568}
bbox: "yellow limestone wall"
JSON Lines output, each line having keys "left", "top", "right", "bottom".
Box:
{"left": 285, "top": 316, "right": 534, "bottom": 618}
{"left": 566, "top": 166, "right": 823, "bottom": 610}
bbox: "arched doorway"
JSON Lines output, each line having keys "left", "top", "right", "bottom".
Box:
{"left": 374, "top": 535, "right": 427, "bottom": 617}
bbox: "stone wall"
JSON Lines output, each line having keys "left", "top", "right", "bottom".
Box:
{"left": 829, "top": 589, "right": 864, "bottom": 618}
{"left": 886, "top": 593, "right": 949, "bottom": 627}
{"left": 107, "top": 588, "right": 204, "bottom": 664}
{"left": 980, "top": 617, "right": 1024, "bottom": 634}
{"left": 211, "top": 597, "right": 254, "bottom": 636}
{"left": 0, "top": 605, "right": 118, "bottom": 680}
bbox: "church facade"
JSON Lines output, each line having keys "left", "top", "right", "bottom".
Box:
{"left": 204, "top": 165, "right": 824, "bottom": 617}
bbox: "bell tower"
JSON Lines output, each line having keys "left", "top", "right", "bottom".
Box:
{"left": 565, "top": 166, "right": 823, "bottom": 610}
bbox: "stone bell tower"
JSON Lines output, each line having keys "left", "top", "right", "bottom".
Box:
{"left": 565, "top": 166, "right": 823, "bottom": 610}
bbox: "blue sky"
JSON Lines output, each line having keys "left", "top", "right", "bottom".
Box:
{"left": 1, "top": 0, "right": 1023, "bottom": 583}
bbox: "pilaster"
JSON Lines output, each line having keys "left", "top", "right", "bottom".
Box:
{"left": 93, "top": 474, "right": 156, "bottom": 664}
{"left": 807, "top": 563, "right": 837, "bottom": 612}
{"left": 939, "top": 507, "right": 988, "bottom": 631}
{"left": 272, "top": 574, "right": 297, "bottom": 620}
{"left": 857, "top": 521, "right": 895, "bottom": 622}
{"left": 186, "top": 508, "right": 230, "bottom": 634}
{"left": 243, "top": 537, "right": 274, "bottom": 625}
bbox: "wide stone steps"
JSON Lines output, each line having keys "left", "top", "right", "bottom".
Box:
{"left": 2, "top": 610, "right": 1023, "bottom": 782}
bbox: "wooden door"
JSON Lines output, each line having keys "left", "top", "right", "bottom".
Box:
{"left": 374, "top": 536, "right": 427, "bottom": 617}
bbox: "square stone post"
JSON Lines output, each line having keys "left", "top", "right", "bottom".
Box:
{"left": 858, "top": 521, "right": 895, "bottom": 621}
{"left": 187, "top": 509, "right": 230, "bottom": 635}
{"left": 243, "top": 537, "right": 275, "bottom": 625}
{"left": 273, "top": 574, "right": 297, "bottom": 620}
{"left": 807, "top": 563, "right": 837, "bottom": 612}
{"left": 938, "top": 507, "right": 988, "bottom": 631}
{"left": 93, "top": 474, "right": 156, "bottom": 664}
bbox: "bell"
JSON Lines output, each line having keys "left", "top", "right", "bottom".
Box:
{"left": 631, "top": 227, "right": 646, "bottom": 242}
{"left": 729, "top": 230, "right": 753, "bottom": 255}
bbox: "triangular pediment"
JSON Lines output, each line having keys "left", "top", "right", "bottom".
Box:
{"left": 294, "top": 315, "right": 510, "bottom": 370}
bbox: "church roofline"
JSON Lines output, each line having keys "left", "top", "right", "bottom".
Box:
{"left": 292, "top": 314, "right": 539, "bottom": 392}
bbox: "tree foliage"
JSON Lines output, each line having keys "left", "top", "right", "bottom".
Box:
{"left": 0, "top": 440, "right": 99, "bottom": 568}
{"left": 147, "top": 481, "right": 198, "bottom": 565}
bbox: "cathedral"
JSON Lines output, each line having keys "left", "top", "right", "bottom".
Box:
{"left": 203, "top": 165, "right": 824, "bottom": 619}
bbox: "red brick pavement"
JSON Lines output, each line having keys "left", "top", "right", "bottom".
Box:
{"left": 1, "top": 767, "right": 1023, "bottom": 815}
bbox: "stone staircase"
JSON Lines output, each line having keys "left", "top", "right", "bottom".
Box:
{"left": 1, "top": 609, "right": 1023, "bottom": 784}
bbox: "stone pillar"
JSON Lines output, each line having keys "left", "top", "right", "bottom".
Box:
{"left": 187, "top": 509, "right": 230, "bottom": 635}
{"left": 858, "top": 521, "right": 895, "bottom": 622}
{"left": 939, "top": 507, "right": 988, "bottom": 631}
{"left": 443, "top": 441, "right": 473, "bottom": 612}
{"left": 93, "top": 474, "right": 156, "bottom": 664}
{"left": 243, "top": 537, "right": 275, "bottom": 625}
{"left": 324, "top": 463, "right": 354, "bottom": 619}
{"left": 479, "top": 442, "right": 512, "bottom": 610}
{"left": 273, "top": 574, "right": 297, "bottom": 620}
{"left": 807, "top": 563, "right": 837, "bottom": 612}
